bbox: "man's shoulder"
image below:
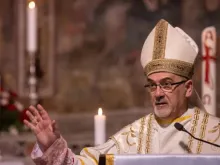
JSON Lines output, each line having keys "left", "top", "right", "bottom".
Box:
{"left": 207, "top": 113, "right": 220, "bottom": 123}
{"left": 190, "top": 109, "right": 220, "bottom": 153}
{"left": 193, "top": 109, "right": 220, "bottom": 143}
{"left": 197, "top": 109, "right": 220, "bottom": 124}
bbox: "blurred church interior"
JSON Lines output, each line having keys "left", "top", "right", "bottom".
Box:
{"left": 0, "top": 0, "right": 220, "bottom": 164}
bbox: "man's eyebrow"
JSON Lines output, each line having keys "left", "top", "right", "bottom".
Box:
{"left": 160, "top": 77, "right": 173, "bottom": 81}
{"left": 147, "top": 77, "right": 173, "bottom": 82}
{"left": 146, "top": 79, "right": 154, "bottom": 83}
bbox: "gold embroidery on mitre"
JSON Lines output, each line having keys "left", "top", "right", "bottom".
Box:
{"left": 153, "top": 19, "right": 168, "bottom": 59}
{"left": 145, "top": 59, "right": 194, "bottom": 79}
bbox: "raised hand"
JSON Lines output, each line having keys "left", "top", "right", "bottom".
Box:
{"left": 24, "top": 104, "right": 60, "bottom": 152}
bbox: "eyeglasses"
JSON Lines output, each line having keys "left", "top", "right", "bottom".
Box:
{"left": 144, "top": 80, "right": 187, "bottom": 92}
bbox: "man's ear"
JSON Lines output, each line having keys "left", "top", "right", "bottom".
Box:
{"left": 185, "top": 80, "right": 193, "bottom": 98}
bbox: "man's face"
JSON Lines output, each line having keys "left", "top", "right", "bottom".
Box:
{"left": 146, "top": 72, "right": 192, "bottom": 120}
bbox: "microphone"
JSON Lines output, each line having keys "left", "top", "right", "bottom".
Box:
{"left": 174, "top": 122, "right": 220, "bottom": 148}
{"left": 174, "top": 122, "right": 185, "bottom": 131}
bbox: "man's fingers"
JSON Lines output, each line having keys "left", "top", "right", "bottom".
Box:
{"left": 23, "top": 119, "right": 36, "bottom": 132}
{"left": 26, "top": 110, "right": 36, "bottom": 121}
{"left": 29, "top": 105, "right": 42, "bottom": 121}
{"left": 37, "top": 104, "right": 47, "bottom": 112}
{"left": 37, "top": 104, "right": 51, "bottom": 121}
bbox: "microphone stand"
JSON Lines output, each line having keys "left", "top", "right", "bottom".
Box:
{"left": 175, "top": 122, "right": 220, "bottom": 148}
{"left": 183, "top": 129, "right": 220, "bottom": 148}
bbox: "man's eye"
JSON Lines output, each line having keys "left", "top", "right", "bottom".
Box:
{"left": 163, "top": 82, "right": 171, "bottom": 86}
{"left": 161, "top": 82, "right": 172, "bottom": 87}
{"left": 150, "top": 84, "right": 157, "bottom": 88}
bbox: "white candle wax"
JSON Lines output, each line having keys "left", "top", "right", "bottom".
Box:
{"left": 94, "top": 108, "right": 106, "bottom": 145}
{"left": 27, "top": 1, "right": 37, "bottom": 52}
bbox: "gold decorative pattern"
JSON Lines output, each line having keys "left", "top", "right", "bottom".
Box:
{"left": 153, "top": 19, "right": 168, "bottom": 59}
{"left": 188, "top": 108, "right": 200, "bottom": 152}
{"left": 83, "top": 148, "right": 98, "bottom": 165}
{"left": 145, "top": 59, "right": 194, "bottom": 79}
{"left": 196, "top": 113, "right": 209, "bottom": 153}
{"left": 145, "top": 113, "right": 153, "bottom": 153}
{"left": 106, "top": 154, "right": 114, "bottom": 165}
{"left": 110, "top": 136, "right": 120, "bottom": 154}
{"left": 137, "top": 117, "right": 146, "bottom": 153}
{"left": 208, "top": 122, "right": 220, "bottom": 143}
{"left": 121, "top": 125, "right": 136, "bottom": 147}
{"left": 157, "top": 115, "right": 192, "bottom": 125}
{"left": 79, "top": 158, "right": 85, "bottom": 165}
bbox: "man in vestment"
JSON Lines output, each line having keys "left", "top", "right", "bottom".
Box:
{"left": 24, "top": 19, "right": 220, "bottom": 165}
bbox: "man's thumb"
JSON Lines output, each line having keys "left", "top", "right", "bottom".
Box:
{"left": 52, "top": 120, "right": 60, "bottom": 137}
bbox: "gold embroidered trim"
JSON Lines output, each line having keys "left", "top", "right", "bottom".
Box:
{"left": 153, "top": 19, "right": 168, "bottom": 59}
{"left": 145, "top": 59, "right": 194, "bottom": 79}
{"left": 121, "top": 125, "right": 136, "bottom": 153}
{"left": 208, "top": 122, "right": 220, "bottom": 143}
{"left": 145, "top": 113, "right": 153, "bottom": 153}
{"left": 121, "top": 125, "right": 136, "bottom": 147}
{"left": 137, "top": 117, "right": 146, "bottom": 153}
{"left": 84, "top": 148, "right": 98, "bottom": 165}
{"left": 188, "top": 108, "right": 200, "bottom": 152}
{"left": 196, "top": 113, "right": 209, "bottom": 154}
{"left": 79, "top": 158, "right": 85, "bottom": 165}
{"left": 157, "top": 115, "right": 192, "bottom": 125}
{"left": 110, "top": 136, "right": 120, "bottom": 154}
{"left": 106, "top": 154, "right": 114, "bottom": 165}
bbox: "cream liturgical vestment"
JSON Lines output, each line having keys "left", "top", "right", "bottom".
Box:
{"left": 31, "top": 107, "right": 220, "bottom": 165}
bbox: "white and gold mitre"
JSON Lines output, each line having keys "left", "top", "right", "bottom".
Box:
{"left": 140, "top": 19, "right": 199, "bottom": 79}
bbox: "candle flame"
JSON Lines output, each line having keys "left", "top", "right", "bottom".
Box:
{"left": 29, "top": 1, "right": 36, "bottom": 9}
{"left": 98, "top": 108, "right": 103, "bottom": 115}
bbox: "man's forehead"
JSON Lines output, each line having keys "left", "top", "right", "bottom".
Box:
{"left": 147, "top": 72, "right": 181, "bottom": 81}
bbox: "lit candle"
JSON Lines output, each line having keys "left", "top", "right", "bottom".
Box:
{"left": 94, "top": 108, "right": 106, "bottom": 145}
{"left": 27, "top": 1, "right": 37, "bottom": 52}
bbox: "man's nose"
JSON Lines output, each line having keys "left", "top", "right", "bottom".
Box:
{"left": 154, "top": 86, "right": 165, "bottom": 97}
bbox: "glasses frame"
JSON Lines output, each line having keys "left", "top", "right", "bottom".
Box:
{"left": 144, "top": 80, "right": 187, "bottom": 93}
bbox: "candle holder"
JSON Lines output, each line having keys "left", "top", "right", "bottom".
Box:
{"left": 17, "top": 0, "right": 55, "bottom": 98}
{"left": 28, "top": 51, "right": 38, "bottom": 106}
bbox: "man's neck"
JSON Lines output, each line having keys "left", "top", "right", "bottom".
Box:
{"left": 155, "top": 108, "right": 189, "bottom": 128}
{"left": 155, "top": 116, "right": 176, "bottom": 127}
